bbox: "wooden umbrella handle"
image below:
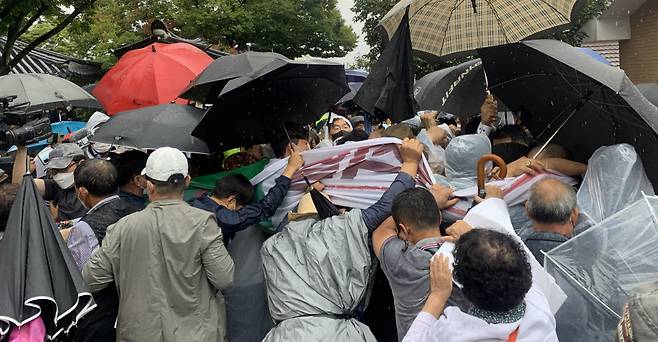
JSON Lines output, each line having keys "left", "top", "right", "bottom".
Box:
{"left": 477, "top": 154, "right": 507, "bottom": 198}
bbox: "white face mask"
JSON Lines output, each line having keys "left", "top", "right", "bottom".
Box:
{"left": 53, "top": 172, "right": 75, "bottom": 189}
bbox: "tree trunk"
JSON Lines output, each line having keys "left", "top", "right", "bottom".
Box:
{"left": 0, "top": 0, "right": 97, "bottom": 76}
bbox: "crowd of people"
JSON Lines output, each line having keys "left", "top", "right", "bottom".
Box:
{"left": 0, "top": 93, "right": 656, "bottom": 342}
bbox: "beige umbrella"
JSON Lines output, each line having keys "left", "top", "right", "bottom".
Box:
{"left": 379, "top": 0, "right": 582, "bottom": 61}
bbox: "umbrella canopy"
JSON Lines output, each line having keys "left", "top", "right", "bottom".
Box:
{"left": 336, "top": 82, "right": 363, "bottom": 105}
{"left": 192, "top": 59, "right": 348, "bottom": 150}
{"left": 179, "top": 51, "right": 288, "bottom": 104}
{"left": 479, "top": 39, "right": 658, "bottom": 189}
{"left": 90, "top": 103, "right": 209, "bottom": 154}
{"left": 414, "top": 59, "right": 485, "bottom": 117}
{"left": 0, "top": 174, "right": 95, "bottom": 338}
{"left": 93, "top": 43, "right": 212, "bottom": 115}
{"left": 637, "top": 83, "right": 658, "bottom": 108}
{"left": 378, "top": 0, "right": 582, "bottom": 61}
{"left": 545, "top": 195, "right": 658, "bottom": 341}
{"left": 354, "top": 9, "right": 417, "bottom": 122}
{"left": 336, "top": 70, "right": 368, "bottom": 106}
{"left": 0, "top": 73, "right": 100, "bottom": 112}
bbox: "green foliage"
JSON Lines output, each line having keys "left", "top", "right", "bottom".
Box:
{"left": 351, "top": 0, "right": 610, "bottom": 75}
{"left": 0, "top": 0, "right": 97, "bottom": 75}
{"left": 551, "top": 0, "right": 611, "bottom": 46}
{"left": 24, "top": 0, "right": 357, "bottom": 69}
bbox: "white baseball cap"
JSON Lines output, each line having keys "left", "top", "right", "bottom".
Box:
{"left": 141, "top": 147, "right": 188, "bottom": 182}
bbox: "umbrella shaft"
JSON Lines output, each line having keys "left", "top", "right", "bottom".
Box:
{"left": 532, "top": 106, "right": 580, "bottom": 159}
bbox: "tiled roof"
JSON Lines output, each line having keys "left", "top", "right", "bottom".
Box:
{"left": 582, "top": 41, "right": 620, "bottom": 67}
{"left": 0, "top": 36, "right": 102, "bottom": 76}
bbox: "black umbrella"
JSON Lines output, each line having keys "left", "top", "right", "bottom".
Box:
{"left": 479, "top": 39, "right": 658, "bottom": 189}
{"left": 0, "top": 73, "right": 101, "bottom": 112}
{"left": 90, "top": 103, "right": 210, "bottom": 154}
{"left": 414, "top": 59, "right": 486, "bottom": 117}
{"left": 353, "top": 8, "right": 417, "bottom": 123}
{"left": 179, "top": 51, "right": 289, "bottom": 104}
{"left": 636, "top": 83, "right": 658, "bottom": 108}
{"left": 0, "top": 174, "right": 95, "bottom": 338}
{"left": 336, "top": 82, "right": 363, "bottom": 105}
{"left": 192, "top": 59, "right": 348, "bottom": 150}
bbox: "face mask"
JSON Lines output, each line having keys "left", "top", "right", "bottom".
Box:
{"left": 331, "top": 130, "right": 347, "bottom": 141}
{"left": 77, "top": 192, "right": 88, "bottom": 209}
{"left": 53, "top": 172, "right": 75, "bottom": 189}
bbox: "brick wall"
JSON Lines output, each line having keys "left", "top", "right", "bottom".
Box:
{"left": 582, "top": 41, "right": 620, "bottom": 67}
{"left": 619, "top": 0, "right": 658, "bottom": 84}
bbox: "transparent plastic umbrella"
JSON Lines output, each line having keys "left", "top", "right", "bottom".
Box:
{"left": 545, "top": 194, "right": 658, "bottom": 341}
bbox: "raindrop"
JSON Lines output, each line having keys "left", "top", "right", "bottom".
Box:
{"left": 615, "top": 21, "right": 618, "bottom": 27}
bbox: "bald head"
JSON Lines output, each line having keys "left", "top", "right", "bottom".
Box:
{"left": 526, "top": 179, "right": 577, "bottom": 224}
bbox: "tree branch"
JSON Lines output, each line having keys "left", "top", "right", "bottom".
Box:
{"left": 0, "top": 0, "right": 97, "bottom": 75}
{"left": 16, "top": 5, "right": 47, "bottom": 38}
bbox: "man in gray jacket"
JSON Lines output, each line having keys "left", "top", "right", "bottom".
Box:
{"left": 83, "top": 147, "right": 234, "bottom": 342}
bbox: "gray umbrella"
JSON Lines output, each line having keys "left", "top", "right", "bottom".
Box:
{"left": 90, "top": 104, "right": 210, "bottom": 154}
{"left": 0, "top": 73, "right": 101, "bottom": 112}
{"left": 636, "top": 83, "right": 658, "bottom": 108}
{"left": 179, "top": 51, "right": 288, "bottom": 104}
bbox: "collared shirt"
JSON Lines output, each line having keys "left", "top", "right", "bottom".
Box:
{"left": 523, "top": 231, "right": 569, "bottom": 266}
{"left": 66, "top": 196, "right": 120, "bottom": 270}
{"left": 118, "top": 189, "right": 147, "bottom": 210}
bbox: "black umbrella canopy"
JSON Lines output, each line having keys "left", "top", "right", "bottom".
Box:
{"left": 0, "top": 73, "right": 101, "bottom": 112}
{"left": 479, "top": 39, "right": 658, "bottom": 189}
{"left": 354, "top": 9, "right": 417, "bottom": 123}
{"left": 0, "top": 174, "right": 95, "bottom": 338}
{"left": 414, "top": 59, "right": 486, "bottom": 118}
{"left": 90, "top": 103, "right": 210, "bottom": 154}
{"left": 192, "top": 59, "right": 348, "bottom": 150}
{"left": 179, "top": 51, "right": 289, "bottom": 103}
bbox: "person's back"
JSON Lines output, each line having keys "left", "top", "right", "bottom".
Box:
{"left": 373, "top": 186, "right": 468, "bottom": 341}
{"left": 108, "top": 200, "right": 231, "bottom": 340}
{"left": 261, "top": 138, "right": 425, "bottom": 341}
{"left": 83, "top": 147, "right": 234, "bottom": 341}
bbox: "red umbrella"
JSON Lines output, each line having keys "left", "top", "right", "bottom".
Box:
{"left": 93, "top": 42, "right": 212, "bottom": 115}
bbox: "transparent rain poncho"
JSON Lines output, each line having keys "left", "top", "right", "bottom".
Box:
{"left": 576, "top": 144, "right": 655, "bottom": 233}
{"left": 437, "top": 134, "right": 491, "bottom": 190}
{"left": 545, "top": 195, "right": 658, "bottom": 342}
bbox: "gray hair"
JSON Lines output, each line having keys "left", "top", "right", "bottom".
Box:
{"left": 526, "top": 179, "right": 577, "bottom": 224}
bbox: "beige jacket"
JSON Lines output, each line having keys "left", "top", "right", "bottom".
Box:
{"left": 82, "top": 199, "right": 234, "bottom": 342}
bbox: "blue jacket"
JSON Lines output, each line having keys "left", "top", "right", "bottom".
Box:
{"left": 189, "top": 175, "right": 291, "bottom": 245}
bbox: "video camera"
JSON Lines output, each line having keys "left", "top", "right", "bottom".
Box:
{"left": 0, "top": 95, "right": 52, "bottom": 150}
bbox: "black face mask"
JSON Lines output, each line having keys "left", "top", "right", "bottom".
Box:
{"left": 492, "top": 142, "right": 530, "bottom": 164}
{"left": 331, "top": 130, "right": 347, "bottom": 141}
